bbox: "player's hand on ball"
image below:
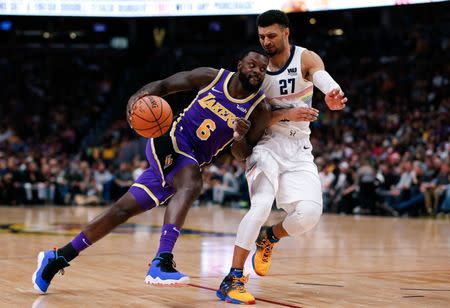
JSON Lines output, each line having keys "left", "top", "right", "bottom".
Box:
{"left": 126, "top": 93, "right": 142, "bottom": 128}
{"left": 287, "top": 107, "right": 319, "bottom": 122}
{"left": 325, "top": 88, "right": 347, "bottom": 110}
{"left": 233, "top": 118, "right": 251, "bottom": 141}
{"left": 126, "top": 98, "right": 136, "bottom": 127}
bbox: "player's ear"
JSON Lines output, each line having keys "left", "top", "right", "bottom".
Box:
{"left": 237, "top": 60, "right": 242, "bottom": 70}
{"left": 284, "top": 27, "right": 290, "bottom": 37}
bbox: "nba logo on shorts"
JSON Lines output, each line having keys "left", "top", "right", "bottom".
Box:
{"left": 164, "top": 154, "right": 173, "bottom": 169}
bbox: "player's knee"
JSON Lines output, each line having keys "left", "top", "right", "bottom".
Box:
{"left": 246, "top": 203, "right": 272, "bottom": 225}
{"left": 179, "top": 179, "right": 203, "bottom": 201}
{"left": 110, "top": 200, "right": 138, "bottom": 223}
{"left": 110, "top": 207, "right": 131, "bottom": 224}
{"left": 192, "top": 179, "right": 203, "bottom": 196}
{"left": 289, "top": 201, "right": 322, "bottom": 235}
{"left": 299, "top": 201, "right": 322, "bottom": 230}
{"left": 251, "top": 189, "right": 274, "bottom": 211}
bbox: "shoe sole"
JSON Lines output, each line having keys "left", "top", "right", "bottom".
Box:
{"left": 144, "top": 275, "right": 190, "bottom": 287}
{"left": 216, "top": 289, "right": 255, "bottom": 305}
{"left": 32, "top": 251, "right": 46, "bottom": 294}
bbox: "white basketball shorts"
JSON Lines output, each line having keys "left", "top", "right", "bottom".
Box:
{"left": 246, "top": 132, "right": 322, "bottom": 207}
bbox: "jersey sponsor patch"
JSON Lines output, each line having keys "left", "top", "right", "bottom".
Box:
{"left": 287, "top": 67, "right": 297, "bottom": 76}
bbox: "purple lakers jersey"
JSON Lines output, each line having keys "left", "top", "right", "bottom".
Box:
{"left": 170, "top": 69, "right": 265, "bottom": 166}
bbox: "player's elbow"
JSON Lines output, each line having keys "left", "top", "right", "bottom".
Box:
{"left": 157, "top": 80, "right": 169, "bottom": 95}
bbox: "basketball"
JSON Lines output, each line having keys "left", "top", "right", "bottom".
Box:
{"left": 129, "top": 95, "right": 173, "bottom": 138}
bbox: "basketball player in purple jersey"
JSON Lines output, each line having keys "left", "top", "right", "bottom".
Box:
{"left": 33, "top": 49, "right": 272, "bottom": 292}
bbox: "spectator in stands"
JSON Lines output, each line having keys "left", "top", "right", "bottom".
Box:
{"left": 112, "top": 162, "right": 134, "bottom": 199}
{"left": 93, "top": 161, "right": 113, "bottom": 203}
{"left": 132, "top": 159, "right": 148, "bottom": 181}
{"left": 212, "top": 164, "right": 240, "bottom": 205}
{"left": 0, "top": 12, "right": 447, "bottom": 219}
{"left": 334, "top": 162, "right": 358, "bottom": 214}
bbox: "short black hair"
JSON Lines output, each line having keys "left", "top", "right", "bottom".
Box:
{"left": 238, "top": 46, "right": 267, "bottom": 60}
{"left": 256, "top": 10, "right": 289, "bottom": 28}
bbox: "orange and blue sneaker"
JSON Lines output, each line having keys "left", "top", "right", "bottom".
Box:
{"left": 145, "top": 252, "right": 190, "bottom": 286}
{"left": 32, "top": 248, "right": 70, "bottom": 294}
{"left": 216, "top": 272, "right": 255, "bottom": 305}
{"left": 252, "top": 227, "right": 278, "bottom": 276}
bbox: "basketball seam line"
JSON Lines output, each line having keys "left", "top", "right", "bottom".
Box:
{"left": 134, "top": 112, "right": 172, "bottom": 130}
{"left": 144, "top": 96, "right": 163, "bottom": 135}
{"left": 156, "top": 96, "right": 165, "bottom": 135}
{"left": 156, "top": 96, "right": 164, "bottom": 121}
{"left": 157, "top": 108, "right": 173, "bottom": 128}
{"left": 133, "top": 113, "right": 156, "bottom": 124}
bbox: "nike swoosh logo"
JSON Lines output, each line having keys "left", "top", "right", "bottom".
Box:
{"left": 82, "top": 238, "right": 91, "bottom": 247}
{"left": 303, "top": 145, "right": 311, "bottom": 150}
{"left": 173, "top": 227, "right": 180, "bottom": 234}
{"left": 211, "top": 88, "right": 223, "bottom": 94}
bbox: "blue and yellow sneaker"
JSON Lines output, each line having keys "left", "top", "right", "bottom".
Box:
{"left": 216, "top": 272, "right": 255, "bottom": 305}
{"left": 252, "top": 227, "right": 277, "bottom": 276}
{"left": 145, "top": 252, "right": 190, "bottom": 286}
{"left": 32, "top": 248, "right": 70, "bottom": 294}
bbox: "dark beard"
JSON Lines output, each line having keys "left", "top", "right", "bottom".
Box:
{"left": 266, "top": 50, "right": 276, "bottom": 57}
{"left": 263, "top": 46, "right": 277, "bottom": 57}
{"left": 238, "top": 73, "right": 261, "bottom": 92}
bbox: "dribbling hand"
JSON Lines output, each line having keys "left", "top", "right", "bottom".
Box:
{"left": 126, "top": 94, "right": 141, "bottom": 127}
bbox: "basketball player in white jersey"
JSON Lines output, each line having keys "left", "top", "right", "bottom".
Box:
{"left": 216, "top": 10, "right": 347, "bottom": 304}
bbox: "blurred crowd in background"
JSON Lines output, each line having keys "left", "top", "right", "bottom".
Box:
{"left": 1, "top": 5, "right": 449, "bottom": 217}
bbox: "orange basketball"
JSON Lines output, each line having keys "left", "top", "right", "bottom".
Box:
{"left": 129, "top": 95, "right": 173, "bottom": 138}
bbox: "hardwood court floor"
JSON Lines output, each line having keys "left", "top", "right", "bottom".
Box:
{"left": 1, "top": 205, "right": 449, "bottom": 307}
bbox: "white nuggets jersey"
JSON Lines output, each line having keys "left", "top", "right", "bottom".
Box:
{"left": 262, "top": 45, "right": 313, "bottom": 139}
{"left": 248, "top": 45, "right": 322, "bottom": 205}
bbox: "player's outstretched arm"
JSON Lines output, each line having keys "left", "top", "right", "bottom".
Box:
{"left": 231, "top": 101, "right": 271, "bottom": 161}
{"left": 127, "top": 67, "right": 218, "bottom": 114}
{"left": 302, "top": 50, "right": 347, "bottom": 110}
{"left": 134, "top": 67, "right": 218, "bottom": 97}
{"left": 269, "top": 101, "right": 319, "bottom": 125}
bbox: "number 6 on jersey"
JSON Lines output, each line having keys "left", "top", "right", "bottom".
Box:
{"left": 196, "top": 119, "right": 216, "bottom": 140}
